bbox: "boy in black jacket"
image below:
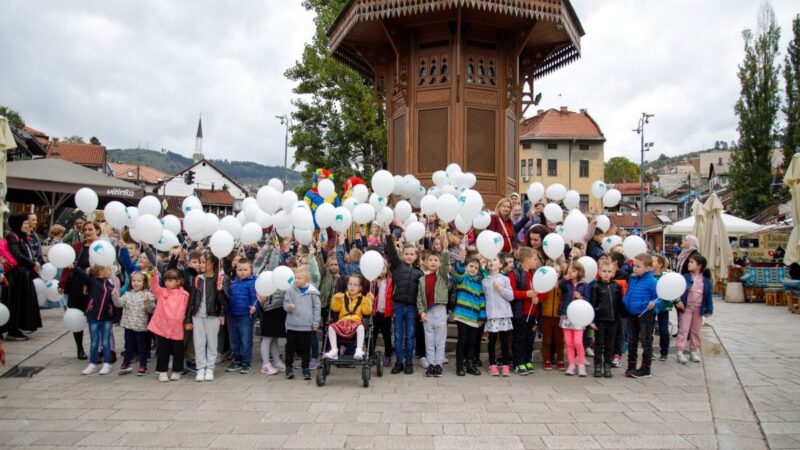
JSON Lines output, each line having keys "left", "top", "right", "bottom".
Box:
{"left": 585, "top": 259, "right": 623, "bottom": 378}
{"left": 384, "top": 225, "right": 423, "bottom": 374}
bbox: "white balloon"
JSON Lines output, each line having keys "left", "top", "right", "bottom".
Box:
{"left": 0, "top": 303, "right": 9, "bottom": 327}
{"left": 183, "top": 210, "right": 206, "bottom": 236}
{"left": 603, "top": 189, "right": 622, "bottom": 208}
{"left": 276, "top": 226, "right": 294, "bottom": 238}
{"left": 257, "top": 186, "right": 281, "bottom": 213}
{"left": 135, "top": 214, "right": 163, "bottom": 245}
{"left": 104, "top": 201, "right": 127, "bottom": 229}
{"left": 596, "top": 215, "right": 611, "bottom": 233}
{"left": 75, "top": 187, "right": 98, "bottom": 213}
{"left": 40, "top": 263, "right": 57, "bottom": 282}
{"left": 566, "top": 299, "right": 595, "bottom": 328}
{"left": 124, "top": 207, "right": 139, "bottom": 228}
{"left": 63, "top": 308, "right": 86, "bottom": 332}
{"left": 463, "top": 172, "right": 477, "bottom": 188}
{"left": 403, "top": 176, "right": 421, "bottom": 199}
{"left": 294, "top": 228, "right": 313, "bottom": 245}
{"left": 622, "top": 235, "right": 648, "bottom": 260}
{"left": 137, "top": 195, "right": 161, "bottom": 217}
{"left": 352, "top": 184, "right": 369, "bottom": 203}
{"left": 291, "top": 206, "right": 314, "bottom": 231}
{"left": 219, "top": 216, "right": 243, "bottom": 240}
{"left": 255, "top": 211, "right": 273, "bottom": 229}
{"left": 204, "top": 213, "right": 220, "bottom": 236}
{"left": 454, "top": 215, "right": 471, "bottom": 234}
{"left": 34, "top": 278, "right": 47, "bottom": 306}
{"left": 420, "top": 195, "right": 438, "bottom": 216}
{"left": 155, "top": 230, "right": 180, "bottom": 252}
{"left": 404, "top": 221, "right": 425, "bottom": 242}
{"left": 45, "top": 279, "right": 61, "bottom": 301}
{"left": 546, "top": 183, "right": 567, "bottom": 201}
{"left": 533, "top": 266, "right": 558, "bottom": 292}
{"left": 458, "top": 189, "right": 483, "bottom": 221}
{"left": 543, "top": 233, "right": 565, "bottom": 260}
{"left": 602, "top": 235, "right": 623, "bottom": 253}
{"left": 331, "top": 207, "right": 353, "bottom": 233}
{"left": 343, "top": 197, "right": 359, "bottom": 212}
{"left": 527, "top": 182, "right": 545, "bottom": 203}
{"left": 268, "top": 178, "right": 284, "bottom": 193}
{"left": 476, "top": 231, "right": 503, "bottom": 259}
{"left": 472, "top": 211, "right": 491, "bottom": 230}
{"left": 209, "top": 230, "right": 235, "bottom": 258}
{"left": 591, "top": 180, "right": 608, "bottom": 199}
{"left": 435, "top": 194, "right": 460, "bottom": 223}
{"left": 392, "top": 175, "right": 405, "bottom": 195}
{"left": 360, "top": 250, "right": 385, "bottom": 281}
{"left": 273, "top": 210, "right": 292, "bottom": 230}
{"left": 554, "top": 224, "right": 567, "bottom": 237}
{"left": 577, "top": 256, "right": 598, "bottom": 284}
{"left": 182, "top": 196, "right": 203, "bottom": 214}
{"left": 375, "top": 207, "right": 394, "bottom": 227}
{"left": 446, "top": 163, "right": 462, "bottom": 177}
{"left": 280, "top": 191, "right": 298, "bottom": 212}
{"left": 369, "top": 193, "right": 387, "bottom": 211}
{"left": 317, "top": 179, "right": 335, "bottom": 199}
{"left": 315, "top": 202, "right": 336, "bottom": 229}
{"left": 432, "top": 170, "right": 448, "bottom": 187}
{"left": 255, "top": 271, "right": 276, "bottom": 296}
{"left": 404, "top": 213, "right": 418, "bottom": 226}
{"left": 563, "top": 190, "right": 581, "bottom": 210}
{"left": 394, "top": 201, "right": 412, "bottom": 221}
{"left": 241, "top": 222, "right": 263, "bottom": 245}
{"left": 161, "top": 215, "right": 181, "bottom": 235}
{"left": 543, "top": 203, "right": 564, "bottom": 223}
{"left": 129, "top": 227, "right": 142, "bottom": 243}
{"left": 272, "top": 265, "right": 295, "bottom": 291}
{"left": 236, "top": 212, "right": 247, "bottom": 225}
{"left": 353, "top": 203, "right": 376, "bottom": 225}
{"left": 657, "top": 272, "right": 688, "bottom": 301}
{"left": 245, "top": 203, "right": 261, "bottom": 223}
{"left": 88, "top": 240, "right": 117, "bottom": 266}
{"left": 371, "top": 170, "right": 395, "bottom": 197}
{"left": 242, "top": 197, "right": 258, "bottom": 213}
{"left": 563, "top": 209, "right": 589, "bottom": 243}
{"left": 48, "top": 243, "right": 76, "bottom": 268}
{"left": 441, "top": 185, "right": 459, "bottom": 198}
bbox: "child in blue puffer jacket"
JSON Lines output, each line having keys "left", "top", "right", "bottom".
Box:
{"left": 622, "top": 253, "right": 658, "bottom": 379}
{"left": 225, "top": 259, "right": 259, "bottom": 375}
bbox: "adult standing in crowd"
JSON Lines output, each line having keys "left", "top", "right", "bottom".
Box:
{"left": 487, "top": 198, "right": 527, "bottom": 253}
{"left": 27, "top": 213, "right": 44, "bottom": 264}
{"left": 676, "top": 235, "right": 700, "bottom": 275}
{"left": 1, "top": 214, "right": 43, "bottom": 340}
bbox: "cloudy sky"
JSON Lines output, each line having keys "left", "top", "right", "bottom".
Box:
{"left": 1, "top": 1, "right": 798, "bottom": 168}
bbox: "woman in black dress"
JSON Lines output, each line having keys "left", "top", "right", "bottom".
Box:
{"left": 1, "top": 214, "right": 43, "bottom": 340}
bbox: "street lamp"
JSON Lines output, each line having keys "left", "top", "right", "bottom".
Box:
{"left": 276, "top": 114, "right": 292, "bottom": 187}
{"left": 633, "top": 112, "right": 654, "bottom": 216}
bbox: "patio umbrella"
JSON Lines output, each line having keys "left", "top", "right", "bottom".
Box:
{"left": 691, "top": 198, "right": 706, "bottom": 249}
{"left": 783, "top": 153, "right": 800, "bottom": 266}
{"left": 701, "top": 193, "right": 733, "bottom": 281}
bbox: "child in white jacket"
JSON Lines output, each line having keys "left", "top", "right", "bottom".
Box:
{"left": 482, "top": 257, "right": 514, "bottom": 377}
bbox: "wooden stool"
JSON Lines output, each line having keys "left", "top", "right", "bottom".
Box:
{"left": 780, "top": 291, "right": 790, "bottom": 307}
{"left": 789, "top": 294, "right": 800, "bottom": 314}
{"left": 765, "top": 291, "right": 778, "bottom": 305}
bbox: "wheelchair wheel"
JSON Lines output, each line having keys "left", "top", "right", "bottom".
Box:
{"left": 362, "top": 365, "right": 370, "bottom": 388}
{"left": 316, "top": 366, "right": 326, "bottom": 387}
{"left": 375, "top": 351, "right": 384, "bottom": 377}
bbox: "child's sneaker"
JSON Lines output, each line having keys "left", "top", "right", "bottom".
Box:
{"left": 137, "top": 367, "right": 147, "bottom": 376}
{"left": 226, "top": 361, "right": 242, "bottom": 372}
{"left": 118, "top": 364, "right": 132, "bottom": 375}
{"left": 625, "top": 366, "right": 635, "bottom": 378}
{"left": 631, "top": 367, "right": 651, "bottom": 379}
{"left": 158, "top": 372, "right": 169, "bottom": 382}
{"left": 659, "top": 354, "right": 668, "bottom": 362}
{"left": 240, "top": 363, "right": 252, "bottom": 374}
{"left": 425, "top": 365, "right": 435, "bottom": 377}
{"left": 420, "top": 357, "right": 429, "bottom": 369}
{"left": 577, "top": 365, "right": 587, "bottom": 377}
{"left": 434, "top": 365, "right": 443, "bottom": 377}
{"left": 585, "top": 348, "right": 595, "bottom": 358}
{"left": 543, "top": 361, "right": 553, "bottom": 371}
{"left": 99, "top": 363, "right": 112, "bottom": 375}
{"left": 500, "top": 365, "right": 511, "bottom": 377}
{"left": 185, "top": 360, "right": 198, "bottom": 373}
{"left": 488, "top": 365, "right": 500, "bottom": 376}
{"left": 515, "top": 365, "right": 528, "bottom": 376}
{"left": 309, "top": 358, "right": 319, "bottom": 369}
{"left": 354, "top": 349, "right": 364, "bottom": 361}
{"left": 272, "top": 360, "right": 287, "bottom": 372}
{"left": 169, "top": 372, "right": 181, "bottom": 381}
{"left": 525, "top": 362, "right": 534, "bottom": 374}
{"left": 285, "top": 369, "right": 295, "bottom": 380}
{"left": 204, "top": 369, "right": 214, "bottom": 381}
{"left": 565, "top": 364, "right": 576, "bottom": 376}
{"left": 196, "top": 370, "right": 205, "bottom": 382}
{"left": 677, "top": 352, "right": 688, "bottom": 364}
{"left": 324, "top": 349, "right": 339, "bottom": 360}
{"left": 557, "top": 362, "right": 567, "bottom": 371}
{"left": 81, "top": 364, "right": 97, "bottom": 375}
{"left": 690, "top": 351, "right": 702, "bottom": 363}
{"left": 261, "top": 363, "right": 278, "bottom": 375}
{"left": 302, "top": 368, "right": 311, "bottom": 380}
{"left": 384, "top": 356, "right": 392, "bottom": 367}
{"left": 612, "top": 355, "right": 622, "bottom": 368}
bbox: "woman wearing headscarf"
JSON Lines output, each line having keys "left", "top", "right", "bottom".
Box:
{"left": 1, "top": 214, "right": 43, "bottom": 340}
{"left": 676, "top": 235, "right": 700, "bottom": 275}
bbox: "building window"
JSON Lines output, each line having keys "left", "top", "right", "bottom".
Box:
{"left": 547, "top": 159, "right": 557, "bottom": 176}
{"left": 536, "top": 159, "right": 542, "bottom": 176}
{"left": 527, "top": 159, "right": 533, "bottom": 176}
{"left": 579, "top": 160, "right": 589, "bottom": 178}
{"left": 547, "top": 143, "right": 557, "bottom": 150}
{"left": 521, "top": 159, "right": 526, "bottom": 175}
{"left": 522, "top": 142, "right": 531, "bottom": 149}
{"left": 579, "top": 144, "right": 590, "bottom": 150}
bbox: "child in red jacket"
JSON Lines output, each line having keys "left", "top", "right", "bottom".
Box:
{"left": 508, "top": 247, "right": 541, "bottom": 376}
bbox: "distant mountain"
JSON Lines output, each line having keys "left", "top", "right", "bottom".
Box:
{"left": 642, "top": 145, "right": 737, "bottom": 174}
{"left": 107, "top": 148, "right": 301, "bottom": 191}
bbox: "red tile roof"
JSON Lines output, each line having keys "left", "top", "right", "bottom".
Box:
{"left": 23, "top": 126, "right": 49, "bottom": 145}
{"left": 196, "top": 189, "right": 234, "bottom": 206}
{"left": 110, "top": 163, "right": 169, "bottom": 185}
{"left": 613, "top": 182, "right": 650, "bottom": 195}
{"left": 607, "top": 212, "right": 661, "bottom": 229}
{"left": 47, "top": 142, "right": 106, "bottom": 167}
{"left": 520, "top": 108, "right": 605, "bottom": 140}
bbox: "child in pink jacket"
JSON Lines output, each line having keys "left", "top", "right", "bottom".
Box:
{"left": 148, "top": 269, "right": 190, "bottom": 382}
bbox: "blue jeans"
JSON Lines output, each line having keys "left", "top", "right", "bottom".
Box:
{"left": 229, "top": 315, "right": 254, "bottom": 364}
{"left": 88, "top": 320, "right": 112, "bottom": 364}
{"left": 392, "top": 303, "right": 416, "bottom": 364}
{"left": 655, "top": 310, "right": 670, "bottom": 357}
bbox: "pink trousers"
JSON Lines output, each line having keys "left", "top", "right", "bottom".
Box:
{"left": 563, "top": 328, "right": 585, "bottom": 366}
{"left": 676, "top": 299, "right": 703, "bottom": 352}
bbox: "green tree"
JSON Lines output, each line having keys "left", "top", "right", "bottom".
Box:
{"left": 62, "top": 135, "right": 86, "bottom": 144}
{"left": 729, "top": 3, "right": 781, "bottom": 217}
{"left": 284, "top": 0, "right": 387, "bottom": 192}
{"left": 0, "top": 106, "right": 24, "bottom": 129}
{"left": 604, "top": 156, "right": 640, "bottom": 183}
{"left": 784, "top": 14, "right": 800, "bottom": 168}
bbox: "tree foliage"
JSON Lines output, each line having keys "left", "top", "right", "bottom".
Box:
{"left": 729, "top": 3, "right": 781, "bottom": 217}
{"left": 0, "top": 106, "right": 24, "bottom": 129}
{"left": 784, "top": 14, "right": 800, "bottom": 168}
{"left": 62, "top": 135, "right": 86, "bottom": 144}
{"left": 604, "top": 157, "right": 640, "bottom": 184}
{"left": 284, "top": 0, "right": 387, "bottom": 192}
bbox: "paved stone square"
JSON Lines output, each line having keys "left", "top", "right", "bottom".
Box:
{"left": 0, "top": 301, "right": 795, "bottom": 449}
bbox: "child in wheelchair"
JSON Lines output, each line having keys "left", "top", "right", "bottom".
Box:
{"left": 324, "top": 274, "right": 373, "bottom": 361}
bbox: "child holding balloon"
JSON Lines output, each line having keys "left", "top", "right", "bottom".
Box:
{"left": 452, "top": 248, "right": 487, "bottom": 376}
{"left": 675, "top": 254, "right": 713, "bottom": 364}
{"left": 622, "top": 254, "right": 659, "bottom": 379}
{"left": 149, "top": 270, "right": 190, "bottom": 382}
{"left": 585, "top": 260, "right": 624, "bottom": 378}
{"left": 482, "top": 256, "right": 514, "bottom": 377}
{"left": 72, "top": 265, "right": 117, "bottom": 376}
{"left": 558, "top": 262, "right": 588, "bottom": 377}
{"left": 113, "top": 272, "right": 156, "bottom": 376}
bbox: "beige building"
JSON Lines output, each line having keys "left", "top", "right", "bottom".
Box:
{"left": 518, "top": 107, "right": 605, "bottom": 212}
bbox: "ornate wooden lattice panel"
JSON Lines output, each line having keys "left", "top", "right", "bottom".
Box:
{"left": 393, "top": 114, "right": 407, "bottom": 173}
{"left": 465, "top": 108, "right": 496, "bottom": 174}
{"left": 417, "top": 53, "right": 451, "bottom": 87}
{"left": 505, "top": 115, "right": 516, "bottom": 181}
{"left": 466, "top": 54, "right": 496, "bottom": 87}
{"left": 417, "top": 108, "right": 449, "bottom": 174}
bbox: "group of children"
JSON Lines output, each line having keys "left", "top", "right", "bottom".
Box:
{"left": 67, "top": 210, "right": 713, "bottom": 383}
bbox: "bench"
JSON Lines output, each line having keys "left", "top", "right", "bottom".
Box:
{"left": 740, "top": 266, "right": 785, "bottom": 303}
{"left": 783, "top": 279, "right": 800, "bottom": 313}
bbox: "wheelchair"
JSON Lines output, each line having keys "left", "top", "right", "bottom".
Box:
{"left": 316, "top": 311, "right": 384, "bottom": 388}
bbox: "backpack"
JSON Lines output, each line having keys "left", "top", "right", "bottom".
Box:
{"left": 0, "top": 237, "right": 18, "bottom": 273}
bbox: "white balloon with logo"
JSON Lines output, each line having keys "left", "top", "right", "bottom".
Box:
{"left": 89, "top": 239, "right": 117, "bottom": 266}
{"left": 155, "top": 230, "right": 179, "bottom": 252}
{"left": 331, "top": 207, "right": 353, "bottom": 233}
{"left": 591, "top": 180, "right": 607, "bottom": 199}
{"left": 458, "top": 189, "right": 483, "bottom": 221}
{"left": 272, "top": 265, "right": 295, "bottom": 291}
{"left": 543, "top": 203, "right": 563, "bottom": 223}
{"left": 314, "top": 203, "right": 336, "bottom": 229}
{"left": 602, "top": 235, "right": 623, "bottom": 253}
{"left": 135, "top": 215, "right": 163, "bottom": 245}
{"left": 40, "top": 263, "right": 57, "bottom": 282}
{"left": 476, "top": 230, "right": 503, "bottom": 259}
{"left": 533, "top": 266, "right": 558, "bottom": 292}
{"left": 182, "top": 196, "right": 203, "bottom": 214}
{"left": 543, "top": 233, "right": 565, "bottom": 260}
{"left": 472, "top": 211, "right": 491, "bottom": 230}
{"left": 435, "top": 194, "right": 460, "bottom": 223}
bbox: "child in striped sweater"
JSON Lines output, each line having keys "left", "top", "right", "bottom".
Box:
{"left": 453, "top": 247, "right": 486, "bottom": 377}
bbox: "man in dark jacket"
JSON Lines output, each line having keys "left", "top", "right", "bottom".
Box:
{"left": 384, "top": 225, "right": 423, "bottom": 374}
{"left": 586, "top": 229, "right": 605, "bottom": 261}
{"left": 585, "top": 260, "right": 623, "bottom": 378}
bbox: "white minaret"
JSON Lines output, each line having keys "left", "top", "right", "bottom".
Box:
{"left": 192, "top": 116, "right": 204, "bottom": 162}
